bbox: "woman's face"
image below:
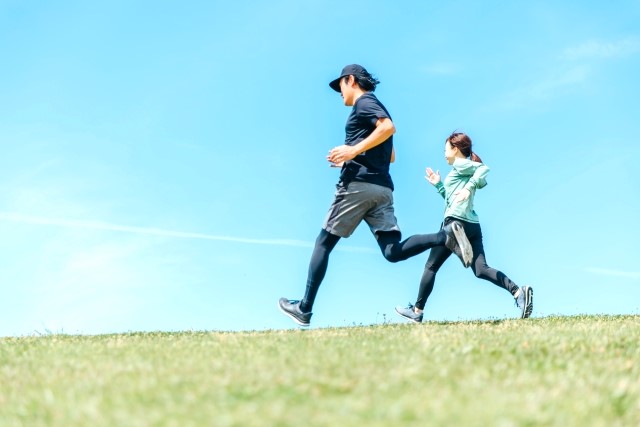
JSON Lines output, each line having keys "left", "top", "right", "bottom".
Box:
{"left": 444, "top": 141, "right": 458, "bottom": 165}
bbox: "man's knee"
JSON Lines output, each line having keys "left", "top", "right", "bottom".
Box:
{"left": 376, "top": 231, "right": 402, "bottom": 263}
{"left": 316, "top": 229, "right": 341, "bottom": 251}
{"left": 376, "top": 230, "right": 401, "bottom": 243}
{"left": 383, "top": 248, "right": 401, "bottom": 263}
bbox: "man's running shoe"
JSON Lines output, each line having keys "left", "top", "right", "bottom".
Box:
{"left": 278, "top": 298, "right": 312, "bottom": 326}
{"left": 395, "top": 303, "right": 423, "bottom": 323}
{"left": 444, "top": 220, "right": 473, "bottom": 268}
{"left": 514, "top": 286, "right": 533, "bottom": 319}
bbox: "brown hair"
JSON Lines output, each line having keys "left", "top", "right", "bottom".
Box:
{"left": 447, "top": 132, "right": 482, "bottom": 163}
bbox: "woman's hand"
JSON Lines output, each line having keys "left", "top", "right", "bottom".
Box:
{"left": 425, "top": 167, "right": 441, "bottom": 185}
{"left": 453, "top": 188, "right": 471, "bottom": 203}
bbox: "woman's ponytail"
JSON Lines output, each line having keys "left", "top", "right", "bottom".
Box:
{"left": 448, "top": 132, "right": 484, "bottom": 163}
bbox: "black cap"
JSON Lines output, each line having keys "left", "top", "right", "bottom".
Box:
{"left": 329, "top": 64, "right": 368, "bottom": 92}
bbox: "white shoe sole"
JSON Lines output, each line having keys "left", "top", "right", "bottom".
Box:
{"left": 521, "top": 286, "right": 533, "bottom": 319}
{"left": 394, "top": 307, "right": 423, "bottom": 323}
{"left": 277, "top": 300, "right": 310, "bottom": 327}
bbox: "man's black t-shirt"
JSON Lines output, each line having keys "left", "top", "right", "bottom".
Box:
{"left": 339, "top": 92, "right": 394, "bottom": 190}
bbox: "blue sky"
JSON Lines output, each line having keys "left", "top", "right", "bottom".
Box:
{"left": 1, "top": 1, "right": 639, "bottom": 336}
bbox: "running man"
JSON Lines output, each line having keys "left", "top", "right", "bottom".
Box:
{"left": 278, "top": 65, "right": 472, "bottom": 327}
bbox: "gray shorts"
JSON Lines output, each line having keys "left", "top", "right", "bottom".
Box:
{"left": 323, "top": 181, "right": 401, "bottom": 238}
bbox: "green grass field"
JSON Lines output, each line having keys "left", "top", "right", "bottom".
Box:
{"left": 1, "top": 315, "right": 639, "bottom": 426}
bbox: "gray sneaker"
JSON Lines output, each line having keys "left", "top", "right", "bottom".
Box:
{"left": 395, "top": 304, "right": 423, "bottom": 323}
{"left": 444, "top": 221, "right": 473, "bottom": 268}
{"left": 278, "top": 298, "right": 312, "bottom": 326}
{"left": 515, "top": 286, "right": 533, "bottom": 319}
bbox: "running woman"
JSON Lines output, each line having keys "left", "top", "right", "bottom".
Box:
{"left": 395, "top": 132, "right": 533, "bottom": 322}
{"left": 278, "top": 65, "right": 473, "bottom": 327}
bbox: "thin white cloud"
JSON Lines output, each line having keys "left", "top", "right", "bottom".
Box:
{"left": 522, "top": 66, "right": 588, "bottom": 100}
{"left": 586, "top": 267, "right": 640, "bottom": 280}
{"left": 487, "top": 65, "right": 589, "bottom": 111}
{"left": 563, "top": 37, "right": 640, "bottom": 60}
{"left": 485, "top": 36, "right": 639, "bottom": 113}
{"left": 0, "top": 212, "right": 376, "bottom": 253}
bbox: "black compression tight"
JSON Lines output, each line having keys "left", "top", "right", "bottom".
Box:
{"left": 300, "top": 229, "right": 445, "bottom": 312}
{"left": 300, "top": 229, "right": 341, "bottom": 313}
{"left": 375, "top": 230, "right": 444, "bottom": 263}
{"left": 414, "top": 221, "right": 519, "bottom": 310}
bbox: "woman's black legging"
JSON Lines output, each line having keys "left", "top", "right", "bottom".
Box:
{"left": 415, "top": 219, "right": 519, "bottom": 310}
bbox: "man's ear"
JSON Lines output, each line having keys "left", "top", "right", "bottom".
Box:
{"left": 347, "top": 75, "right": 356, "bottom": 86}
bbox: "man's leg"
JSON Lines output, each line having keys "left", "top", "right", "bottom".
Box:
{"left": 365, "top": 191, "right": 465, "bottom": 264}
{"left": 376, "top": 230, "right": 446, "bottom": 263}
{"left": 278, "top": 229, "right": 341, "bottom": 326}
{"left": 279, "top": 183, "right": 364, "bottom": 326}
{"left": 300, "top": 229, "right": 341, "bottom": 312}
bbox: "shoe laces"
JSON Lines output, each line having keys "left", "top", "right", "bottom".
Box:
{"left": 290, "top": 300, "right": 312, "bottom": 314}
{"left": 514, "top": 292, "right": 524, "bottom": 309}
{"left": 405, "top": 303, "right": 423, "bottom": 318}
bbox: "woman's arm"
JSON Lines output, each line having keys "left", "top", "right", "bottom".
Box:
{"left": 464, "top": 163, "right": 490, "bottom": 192}
{"left": 453, "top": 161, "right": 490, "bottom": 203}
